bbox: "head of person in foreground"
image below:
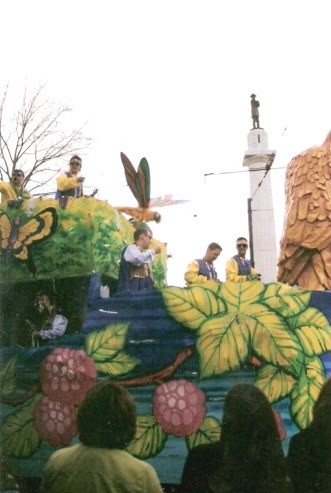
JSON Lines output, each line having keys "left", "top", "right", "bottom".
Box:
{"left": 209, "top": 383, "right": 288, "bottom": 493}
{"left": 77, "top": 381, "right": 136, "bottom": 449}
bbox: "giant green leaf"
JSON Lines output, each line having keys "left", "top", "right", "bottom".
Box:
{"left": 161, "top": 286, "right": 226, "bottom": 330}
{"left": 262, "top": 283, "right": 311, "bottom": 317}
{"left": 185, "top": 416, "right": 221, "bottom": 450}
{"left": 126, "top": 415, "right": 167, "bottom": 459}
{"left": 290, "top": 356, "right": 326, "bottom": 429}
{"left": 246, "top": 310, "right": 303, "bottom": 377}
{"left": 94, "top": 351, "right": 140, "bottom": 376}
{"left": 255, "top": 364, "right": 296, "bottom": 403}
{"left": 218, "top": 281, "right": 265, "bottom": 313}
{"left": 287, "top": 307, "right": 331, "bottom": 356}
{"left": 197, "top": 313, "right": 250, "bottom": 378}
{"left": 85, "top": 323, "right": 130, "bottom": 361}
{"left": 1, "top": 394, "right": 41, "bottom": 458}
{"left": 0, "top": 357, "right": 17, "bottom": 399}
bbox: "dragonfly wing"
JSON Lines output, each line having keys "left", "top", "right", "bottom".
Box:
{"left": 137, "top": 157, "right": 150, "bottom": 208}
{"left": 120, "top": 152, "right": 145, "bottom": 206}
{"left": 149, "top": 195, "right": 190, "bottom": 208}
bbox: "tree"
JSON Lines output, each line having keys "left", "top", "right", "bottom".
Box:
{"left": 0, "top": 84, "right": 91, "bottom": 195}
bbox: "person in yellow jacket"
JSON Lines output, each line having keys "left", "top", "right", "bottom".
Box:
{"left": 184, "top": 242, "right": 222, "bottom": 285}
{"left": 0, "top": 169, "right": 31, "bottom": 207}
{"left": 226, "top": 237, "right": 261, "bottom": 282}
{"left": 55, "top": 155, "right": 85, "bottom": 199}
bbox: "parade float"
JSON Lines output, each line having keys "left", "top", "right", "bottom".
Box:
{"left": 0, "top": 149, "right": 331, "bottom": 490}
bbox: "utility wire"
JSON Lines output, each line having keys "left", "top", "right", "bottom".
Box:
{"left": 251, "top": 156, "right": 275, "bottom": 200}
{"left": 204, "top": 163, "right": 286, "bottom": 198}
{"left": 204, "top": 166, "right": 286, "bottom": 177}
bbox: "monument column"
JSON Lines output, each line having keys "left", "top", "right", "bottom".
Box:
{"left": 243, "top": 95, "right": 278, "bottom": 283}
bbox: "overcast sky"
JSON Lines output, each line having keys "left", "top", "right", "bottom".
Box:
{"left": 2, "top": 0, "right": 330, "bottom": 285}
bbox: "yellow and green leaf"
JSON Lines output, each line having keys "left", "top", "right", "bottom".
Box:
{"left": 0, "top": 357, "right": 17, "bottom": 399}
{"left": 126, "top": 415, "right": 167, "bottom": 459}
{"left": 85, "top": 324, "right": 140, "bottom": 376}
{"left": 255, "top": 364, "right": 296, "bottom": 403}
{"left": 85, "top": 323, "right": 130, "bottom": 361}
{"left": 246, "top": 310, "right": 304, "bottom": 377}
{"left": 289, "top": 356, "right": 326, "bottom": 429}
{"left": 287, "top": 307, "right": 331, "bottom": 356}
{"left": 94, "top": 351, "right": 140, "bottom": 376}
{"left": 262, "top": 283, "right": 311, "bottom": 317}
{"left": 161, "top": 286, "right": 226, "bottom": 330}
{"left": 197, "top": 314, "right": 250, "bottom": 378}
{"left": 185, "top": 416, "right": 221, "bottom": 450}
{"left": 1, "top": 394, "right": 41, "bottom": 458}
{"left": 218, "top": 281, "right": 265, "bottom": 313}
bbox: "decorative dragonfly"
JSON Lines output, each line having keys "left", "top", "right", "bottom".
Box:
{"left": 116, "top": 152, "right": 189, "bottom": 224}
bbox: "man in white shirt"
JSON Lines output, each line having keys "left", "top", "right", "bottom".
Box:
{"left": 26, "top": 291, "right": 68, "bottom": 344}
{"left": 117, "top": 228, "right": 161, "bottom": 292}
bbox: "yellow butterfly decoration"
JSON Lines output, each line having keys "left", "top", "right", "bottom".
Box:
{"left": 0, "top": 207, "right": 58, "bottom": 274}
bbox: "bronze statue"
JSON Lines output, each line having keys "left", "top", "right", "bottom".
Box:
{"left": 277, "top": 131, "right": 331, "bottom": 290}
{"left": 250, "top": 94, "right": 260, "bottom": 129}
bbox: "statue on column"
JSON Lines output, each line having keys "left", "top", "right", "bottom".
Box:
{"left": 250, "top": 94, "right": 260, "bottom": 129}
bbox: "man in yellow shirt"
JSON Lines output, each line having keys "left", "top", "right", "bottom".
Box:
{"left": 226, "top": 237, "right": 260, "bottom": 282}
{"left": 56, "top": 155, "right": 85, "bottom": 199}
{"left": 185, "top": 242, "right": 222, "bottom": 285}
{"left": 0, "top": 169, "right": 31, "bottom": 207}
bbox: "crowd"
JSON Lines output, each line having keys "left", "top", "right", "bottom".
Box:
{"left": 4, "top": 379, "right": 329, "bottom": 493}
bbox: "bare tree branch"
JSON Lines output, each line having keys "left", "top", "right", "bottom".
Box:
{"left": 0, "top": 83, "right": 91, "bottom": 192}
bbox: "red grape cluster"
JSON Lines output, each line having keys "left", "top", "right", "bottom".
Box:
{"left": 153, "top": 379, "right": 206, "bottom": 437}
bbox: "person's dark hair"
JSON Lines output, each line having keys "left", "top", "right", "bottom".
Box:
{"left": 35, "top": 290, "right": 66, "bottom": 316}
{"left": 310, "top": 377, "right": 331, "bottom": 456}
{"left": 70, "top": 154, "right": 82, "bottom": 164}
{"left": 208, "top": 242, "right": 222, "bottom": 251}
{"left": 134, "top": 227, "right": 151, "bottom": 242}
{"left": 209, "top": 384, "right": 288, "bottom": 493}
{"left": 35, "top": 290, "right": 55, "bottom": 307}
{"left": 313, "top": 377, "right": 331, "bottom": 423}
{"left": 12, "top": 169, "right": 25, "bottom": 177}
{"left": 236, "top": 237, "right": 248, "bottom": 242}
{"left": 77, "top": 381, "right": 136, "bottom": 449}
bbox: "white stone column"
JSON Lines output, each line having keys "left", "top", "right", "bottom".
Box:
{"left": 243, "top": 128, "right": 278, "bottom": 283}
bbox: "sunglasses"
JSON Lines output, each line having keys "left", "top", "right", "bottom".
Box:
{"left": 70, "top": 161, "right": 81, "bottom": 166}
{"left": 237, "top": 244, "right": 248, "bottom": 248}
{"left": 13, "top": 173, "right": 24, "bottom": 177}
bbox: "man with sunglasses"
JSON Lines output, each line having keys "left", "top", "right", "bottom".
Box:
{"left": 56, "top": 155, "right": 85, "bottom": 200}
{"left": 226, "top": 237, "right": 261, "bottom": 282}
{"left": 0, "top": 169, "right": 31, "bottom": 207}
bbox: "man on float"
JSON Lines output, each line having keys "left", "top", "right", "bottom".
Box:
{"left": 226, "top": 237, "right": 261, "bottom": 282}
{"left": 0, "top": 169, "right": 31, "bottom": 207}
{"left": 184, "top": 242, "right": 222, "bottom": 285}
{"left": 116, "top": 228, "right": 161, "bottom": 292}
{"left": 56, "top": 155, "right": 85, "bottom": 200}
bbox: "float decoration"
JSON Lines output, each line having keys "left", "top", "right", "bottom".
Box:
{"left": 0, "top": 196, "right": 167, "bottom": 285}
{"left": 277, "top": 130, "right": 331, "bottom": 290}
{"left": 161, "top": 281, "right": 331, "bottom": 429}
{"left": 1, "top": 281, "right": 330, "bottom": 464}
